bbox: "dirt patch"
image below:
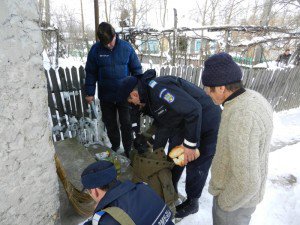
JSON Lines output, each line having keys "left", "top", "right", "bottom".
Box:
{"left": 271, "top": 174, "right": 297, "bottom": 187}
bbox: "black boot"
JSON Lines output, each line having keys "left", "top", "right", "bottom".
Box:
{"left": 175, "top": 198, "right": 199, "bottom": 218}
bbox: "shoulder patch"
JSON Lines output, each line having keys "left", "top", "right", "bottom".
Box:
{"left": 163, "top": 92, "right": 175, "bottom": 103}
{"left": 159, "top": 88, "right": 167, "bottom": 98}
{"left": 148, "top": 80, "right": 157, "bottom": 88}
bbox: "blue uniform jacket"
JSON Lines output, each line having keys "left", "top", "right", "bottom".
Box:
{"left": 85, "top": 35, "right": 142, "bottom": 102}
{"left": 84, "top": 180, "right": 174, "bottom": 225}
{"left": 138, "top": 70, "right": 221, "bottom": 154}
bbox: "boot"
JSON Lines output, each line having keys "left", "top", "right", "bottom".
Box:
{"left": 175, "top": 198, "right": 199, "bottom": 218}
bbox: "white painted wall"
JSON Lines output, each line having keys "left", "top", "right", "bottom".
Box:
{"left": 0, "top": 1, "right": 59, "bottom": 224}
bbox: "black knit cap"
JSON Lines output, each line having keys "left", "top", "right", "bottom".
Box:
{"left": 97, "top": 22, "right": 116, "bottom": 45}
{"left": 201, "top": 52, "right": 242, "bottom": 87}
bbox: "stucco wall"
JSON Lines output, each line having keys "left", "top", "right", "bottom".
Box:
{"left": 0, "top": 1, "right": 59, "bottom": 224}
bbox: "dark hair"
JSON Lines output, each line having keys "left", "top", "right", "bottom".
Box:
{"left": 225, "top": 81, "right": 244, "bottom": 92}
{"left": 127, "top": 84, "right": 138, "bottom": 100}
{"left": 209, "top": 81, "right": 244, "bottom": 92}
{"left": 99, "top": 179, "right": 118, "bottom": 191}
{"left": 97, "top": 22, "right": 116, "bottom": 45}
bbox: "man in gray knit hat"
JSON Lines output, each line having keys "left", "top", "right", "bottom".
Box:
{"left": 202, "top": 52, "right": 273, "bottom": 225}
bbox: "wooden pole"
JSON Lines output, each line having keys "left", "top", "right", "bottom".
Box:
{"left": 225, "top": 30, "right": 231, "bottom": 53}
{"left": 172, "top": 8, "right": 177, "bottom": 66}
{"left": 94, "top": 0, "right": 99, "bottom": 42}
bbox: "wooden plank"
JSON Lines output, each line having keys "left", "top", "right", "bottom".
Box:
{"left": 267, "top": 69, "right": 282, "bottom": 109}
{"left": 71, "top": 67, "right": 83, "bottom": 118}
{"left": 181, "top": 66, "right": 187, "bottom": 80}
{"left": 54, "top": 95, "right": 68, "bottom": 138}
{"left": 46, "top": 80, "right": 61, "bottom": 141}
{"left": 48, "top": 69, "right": 68, "bottom": 137}
{"left": 71, "top": 66, "right": 81, "bottom": 90}
{"left": 287, "top": 67, "right": 300, "bottom": 109}
{"left": 159, "top": 67, "right": 165, "bottom": 77}
{"left": 171, "top": 66, "right": 176, "bottom": 76}
{"left": 244, "top": 68, "right": 255, "bottom": 88}
{"left": 186, "top": 66, "right": 193, "bottom": 82}
{"left": 45, "top": 69, "right": 52, "bottom": 92}
{"left": 49, "top": 68, "right": 60, "bottom": 93}
{"left": 65, "top": 67, "right": 77, "bottom": 116}
{"left": 271, "top": 69, "right": 288, "bottom": 111}
{"left": 176, "top": 66, "right": 182, "bottom": 77}
{"left": 276, "top": 68, "right": 291, "bottom": 111}
{"left": 282, "top": 67, "right": 300, "bottom": 110}
{"left": 58, "top": 68, "right": 72, "bottom": 116}
{"left": 191, "top": 67, "right": 197, "bottom": 84}
{"left": 194, "top": 67, "right": 201, "bottom": 87}
{"left": 291, "top": 67, "right": 300, "bottom": 109}
{"left": 242, "top": 68, "right": 250, "bottom": 87}
{"left": 259, "top": 70, "right": 272, "bottom": 98}
{"left": 48, "top": 96, "right": 61, "bottom": 141}
{"left": 79, "top": 66, "right": 89, "bottom": 117}
{"left": 165, "top": 66, "right": 171, "bottom": 76}
{"left": 264, "top": 70, "right": 276, "bottom": 101}
{"left": 45, "top": 69, "right": 61, "bottom": 140}
{"left": 252, "top": 69, "right": 265, "bottom": 93}
{"left": 58, "top": 68, "right": 68, "bottom": 91}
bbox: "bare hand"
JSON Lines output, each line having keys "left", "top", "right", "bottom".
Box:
{"left": 85, "top": 96, "right": 94, "bottom": 104}
{"left": 182, "top": 146, "right": 198, "bottom": 165}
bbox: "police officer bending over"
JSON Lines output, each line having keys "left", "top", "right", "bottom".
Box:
{"left": 116, "top": 69, "right": 221, "bottom": 219}
{"left": 81, "top": 160, "right": 174, "bottom": 225}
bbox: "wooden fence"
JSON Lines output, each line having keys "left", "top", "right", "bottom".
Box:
{"left": 45, "top": 66, "right": 93, "bottom": 142}
{"left": 158, "top": 65, "right": 300, "bottom": 112}
{"left": 46, "top": 65, "right": 300, "bottom": 141}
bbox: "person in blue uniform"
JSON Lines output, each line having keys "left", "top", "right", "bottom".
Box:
{"left": 81, "top": 160, "right": 174, "bottom": 225}
{"left": 116, "top": 69, "right": 221, "bottom": 218}
{"left": 85, "top": 22, "right": 142, "bottom": 157}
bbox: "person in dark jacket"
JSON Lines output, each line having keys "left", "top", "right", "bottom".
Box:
{"left": 85, "top": 22, "right": 142, "bottom": 157}
{"left": 276, "top": 48, "right": 291, "bottom": 66}
{"left": 80, "top": 160, "right": 174, "bottom": 225}
{"left": 116, "top": 70, "right": 221, "bottom": 219}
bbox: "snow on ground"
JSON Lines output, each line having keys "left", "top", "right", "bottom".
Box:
{"left": 177, "top": 107, "right": 300, "bottom": 225}
{"left": 272, "top": 107, "right": 300, "bottom": 151}
{"left": 43, "top": 55, "right": 86, "bottom": 69}
{"left": 252, "top": 61, "right": 295, "bottom": 69}
{"left": 58, "top": 57, "right": 86, "bottom": 68}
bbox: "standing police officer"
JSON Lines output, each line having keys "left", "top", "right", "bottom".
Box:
{"left": 81, "top": 160, "right": 174, "bottom": 225}
{"left": 116, "top": 69, "right": 221, "bottom": 219}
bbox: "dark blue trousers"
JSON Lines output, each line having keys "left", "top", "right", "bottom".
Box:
{"left": 100, "top": 100, "right": 132, "bottom": 155}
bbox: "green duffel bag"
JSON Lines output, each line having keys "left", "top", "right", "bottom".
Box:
{"left": 131, "top": 148, "right": 178, "bottom": 213}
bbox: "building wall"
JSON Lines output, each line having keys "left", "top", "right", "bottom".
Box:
{"left": 0, "top": 1, "right": 59, "bottom": 224}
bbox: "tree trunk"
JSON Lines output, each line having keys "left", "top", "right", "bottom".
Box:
{"left": 38, "top": 0, "right": 44, "bottom": 25}
{"left": 94, "top": 0, "right": 99, "bottom": 42}
{"left": 132, "top": 0, "right": 137, "bottom": 26}
{"left": 254, "top": 0, "right": 273, "bottom": 64}
{"left": 162, "top": 0, "right": 167, "bottom": 28}
{"left": 45, "top": 0, "right": 50, "bottom": 26}
{"left": 80, "top": 0, "right": 89, "bottom": 53}
{"left": 104, "top": 0, "right": 110, "bottom": 22}
{"left": 199, "top": 0, "right": 208, "bottom": 66}
{"left": 160, "top": 0, "right": 167, "bottom": 66}
{"left": 172, "top": 8, "right": 177, "bottom": 66}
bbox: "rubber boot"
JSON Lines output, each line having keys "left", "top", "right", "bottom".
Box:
{"left": 175, "top": 198, "right": 199, "bottom": 218}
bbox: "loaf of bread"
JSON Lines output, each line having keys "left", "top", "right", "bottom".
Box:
{"left": 169, "top": 146, "right": 200, "bottom": 167}
{"left": 169, "top": 146, "right": 185, "bottom": 159}
{"left": 172, "top": 154, "right": 185, "bottom": 167}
